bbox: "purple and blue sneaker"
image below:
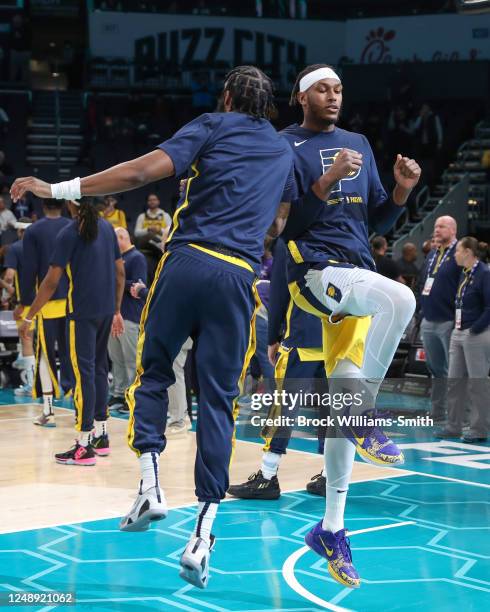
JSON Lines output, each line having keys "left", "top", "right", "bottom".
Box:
{"left": 305, "top": 522, "right": 360, "bottom": 589}
{"left": 345, "top": 410, "right": 405, "bottom": 466}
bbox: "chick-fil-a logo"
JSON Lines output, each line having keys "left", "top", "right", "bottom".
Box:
{"left": 360, "top": 27, "right": 396, "bottom": 63}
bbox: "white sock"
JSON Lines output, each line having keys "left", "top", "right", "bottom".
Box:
{"left": 321, "top": 467, "right": 326, "bottom": 477}
{"left": 323, "top": 486, "right": 348, "bottom": 534}
{"left": 79, "top": 431, "right": 90, "bottom": 447}
{"left": 42, "top": 394, "right": 53, "bottom": 417}
{"left": 193, "top": 501, "right": 218, "bottom": 545}
{"left": 94, "top": 420, "right": 107, "bottom": 437}
{"left": 39, "top": 353, "right": 53, "bottom": 395}
{"left": 261, "top": 451, "right": 281, "bottom": 480}
{"left": 139, "top": 452, "right": 160, "bottom": 493}
{"left": 322, "top": 437, "right": 355, "bottom": 533}
{"left": 24, "top": 355, "right": 35, "bottom": 387}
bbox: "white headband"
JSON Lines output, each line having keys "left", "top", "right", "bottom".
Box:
{"left": 299, "top": 67, "right": 341, "bottom": 92}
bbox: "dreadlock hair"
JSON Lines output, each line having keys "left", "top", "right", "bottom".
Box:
{"left": 77, "top": 199, "right": 99, "bottom": 242}
{"left": 222, "top": 65, "right": 276, "bottom": 120}
{"left": 289, "top": 63, "right": 336, "bottom": 106}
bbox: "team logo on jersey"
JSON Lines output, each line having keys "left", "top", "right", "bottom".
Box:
{"left": 326, "top": 283, "right": 342, "bottom": 302}
{"left": 319, "top": 148, "right": 362, "bottom": 195}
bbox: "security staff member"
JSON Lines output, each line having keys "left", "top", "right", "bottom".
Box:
{"left": 438, "top": 237, "right": 490, "bottom": 443}
{"left": 419, "top": 216, "right": 460, "bottom": 423}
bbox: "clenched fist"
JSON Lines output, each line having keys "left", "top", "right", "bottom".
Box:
{"left": 393, "top": 154, "right": 421, "bottom": 191}
{"left": 328, "top": 148, "right": 363, "bottom": 182}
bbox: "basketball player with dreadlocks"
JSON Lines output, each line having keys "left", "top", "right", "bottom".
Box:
{"left": 15, "top": 199, "right": 125, "bottom": 464}
{"left": 267, "top": 64, "right": 421, "bottom": 588}
{"left": 11, "top": 66, "right": 295, "bottom": 589}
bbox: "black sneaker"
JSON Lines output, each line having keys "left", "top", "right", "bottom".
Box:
{"left": 227, "top": 470, "right": 280, "bottom": 500}
{"left": 55, "top": 441, "right": 96, "bottom": 466}
{"left": 108, "top": 395, "right": 125, "bottom": 410}
{"left": 306, "top": 473, "right": 326, "bottom": 497}
{"left": 91, "top": 433, "right": 110, "bottom": 456}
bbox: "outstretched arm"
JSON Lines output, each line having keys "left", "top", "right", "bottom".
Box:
{"left": 10, "top": 150, "right": 175, "bottom": 202}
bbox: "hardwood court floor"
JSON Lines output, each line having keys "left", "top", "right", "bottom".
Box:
{"left": 0, "top": 401, "right": 404, "bottom": 534}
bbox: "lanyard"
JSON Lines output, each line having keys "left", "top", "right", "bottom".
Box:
{"left": 456, "top": 261, "right": 479, "bottom": 307}
{"left": 428, "top": 240, "right": 456, "bottom": 277}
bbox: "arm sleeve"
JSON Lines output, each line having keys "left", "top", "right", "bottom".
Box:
{"left": 470, "top": 273, "right": 490, "bottom": 334}
{"left": 158, "top": 113, "right": 219, "bottom": 177}
{"left": 134, "top": 213, "right": 146, "bottom": 238}
{"left": 365, "top": 137, "right": 405, "bottom": 235}
{"left": 19, "top": 230, "right": 38, "bottom": 306}
{"left": 164, "top": 212, "right": 172, "bottom": 228}
{"left": 267, "top": 239, "right": 290, "bottom": 345}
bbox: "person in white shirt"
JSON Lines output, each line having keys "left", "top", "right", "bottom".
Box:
{"left": 134, "top": 193, "right": 172, "bottom": 242}
{"left": 0, "top": 196, "right": 17, "bottom": 235}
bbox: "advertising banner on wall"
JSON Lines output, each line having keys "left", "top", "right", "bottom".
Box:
{"left": 88, "top": 12, "right": 345, "bottom": 71}
{"left": 347, "top": 14, "right": 490, "bottom": 64}
{"left": 89, "top": 11, "right": 490, "bottom": 68}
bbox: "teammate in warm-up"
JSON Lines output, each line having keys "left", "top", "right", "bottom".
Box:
{"left": 13, "top": 199, "right": 125, "bottom": 464}
{"left": 16, "top": 199, "right": 72, "bottom": 426}
{"left": 2, "top": 219, "right": 35, "bottom": 395}
{"left": 268, "top": 64, "right": 421, "bottom": 588}
{"left": 11, "top": 65, "right": 295, "bottom": 589}
{"left": 228, "top": 237, "right": 328, "bottom": 499}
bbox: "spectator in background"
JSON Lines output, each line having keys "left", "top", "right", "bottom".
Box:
{"left": 371, "top": 236, "right": 404, "bottom": 282}
{"left": 438, "top": 237, "right": 490, "bottom": 443}
{"left": 419, "top": 216, "right": 460, "bottom": 425}
{"left": 0, "top": 196, "right": 16, "bottom": 237}
{"left": 134, "top": 192, "right": 172, "bottom": 283}
{"left": 412, "top": 102, "right": 443, "bottom": 189}
{"left": 11, "top": 194, "right": 35, "bottom": 220}
{"left": 422, "top": 239, "right": 433, "bottom": 257}
{"left": 100, "top": 195, "right": 127, "bottom": 228}
{"left": 134, "top": 193, "right": 171, "bottom": 244}
{"left": 107, "top": 227, "right": 147, "bottom": 412}
{"left": 9, "top": 13, "right": 31, "bottom": 84}
{"left": 396, "top": 242, "right": 419, "bottom": 289}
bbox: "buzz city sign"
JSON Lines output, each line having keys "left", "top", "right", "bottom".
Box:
{"left": 89, "top": 11, "right": 490, "bottom": 70}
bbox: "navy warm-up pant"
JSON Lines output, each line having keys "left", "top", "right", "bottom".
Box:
{"left": 34, "top": 315, "right": 72, "bottom": 398}
{"left": 263, "top": 347, "right": 327, "bottom": 456}
{"left": 68, "top": 316, "right": 112, "bottom": 432}
{"left": 127, "top": 245, "right": 259, "bottom": 504}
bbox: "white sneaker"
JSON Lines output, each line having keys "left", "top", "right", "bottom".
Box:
{"left": 166, "top": 422, "right": 188, "bottom": 437}
{"left": 33, "top": 413, "right": 56, "bottom": 428}
{"left": 179, "top": 535, "right": 215, "bottom": 589}
{"left": 119, "top": 483, "right": 168, "bottom": 532}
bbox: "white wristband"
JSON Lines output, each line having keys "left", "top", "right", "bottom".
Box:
{"left": 51, "top": 177, "right": 81, "bottom": 201}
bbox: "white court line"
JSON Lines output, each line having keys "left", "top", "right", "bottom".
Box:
{"left": 281, "top": 521, "right": 415, "bottom": 612}
{"left": 393, "top": 469, "right": 490, "bottom": 490}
